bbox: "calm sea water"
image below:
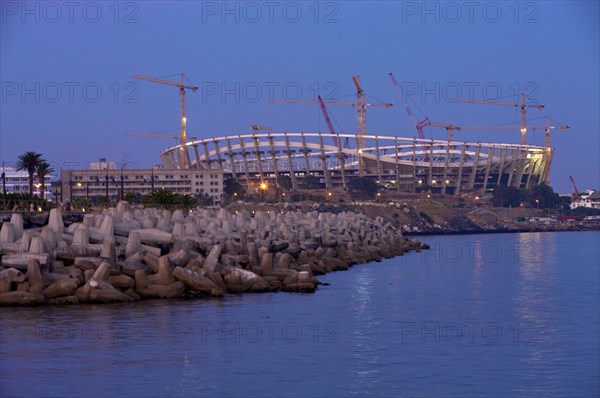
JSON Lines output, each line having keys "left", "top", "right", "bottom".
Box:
{"left": 1, "top": 231, "right": 599, "bottom": 398}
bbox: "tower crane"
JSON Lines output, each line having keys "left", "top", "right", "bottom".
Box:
{"left": 458, "top": 120, "right": 569, "bottom": 151}
{"left": 317, "top": 95, "right": 340, "bottom": 148}
{"left": 456, "top": 119, "right": 569, "bottom": 185}
{"left": 569, "top": 176, "right": 580, "bottom": 197}
{"left": 318, "top": 95, "right": 339, "bottom": 148}
{"left": 452, "top": 93, "right": 545, "bottom": 145}
{"left": 317, "top": 95, "right": 350, "bottom": 155}
{"left": 531, "top": 117, "right": 570, "bottom": 184}
{"left": 388, "top": 73, "right": 428, "bottom": 140}
{"left": 422, "top": 121, "right": 462, "bottom": 141}
{"left": 250, "top": 125, "right": 272, "bottom": 136}
{"left": 132, "top": 73, "right": 198, "bottom": 169}
{"left": 123, "top": 132, "right": 197, "bottom": 144}
{"left": 528, "top": 116, "right": 570, "bottom": 151}
{"left": 267, "top": 74, "right": 393, "bottom": 176}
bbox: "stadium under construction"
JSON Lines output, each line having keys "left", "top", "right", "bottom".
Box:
{"left": 159, "top": 132, "right": 552, "bottom": 195}
{"left": 133, "top": 72, "right": 560, "bottom": 196}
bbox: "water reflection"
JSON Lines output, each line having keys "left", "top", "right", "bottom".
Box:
{"left": 348, "top": 268, "right": 384, "bottom": 395}
{"left": 471, "top": 240, "right": 485, "bottom": 317}
{"left": 513, "top": 233, "right": 561, "bottom": 396}
{"left": 1, "top": 232, "right": 598, "bottom": 397}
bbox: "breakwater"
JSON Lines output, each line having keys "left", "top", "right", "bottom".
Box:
{"left": 0, "top": 203, "right": 425, "bottom": 305}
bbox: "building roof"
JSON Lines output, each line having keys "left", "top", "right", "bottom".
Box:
{"left": 587, "top": 191, "right": 600, "bottom": 200}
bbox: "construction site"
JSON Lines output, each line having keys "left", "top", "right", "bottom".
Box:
{"left": 128, "top": 72, "right": 570, "bottom": 196}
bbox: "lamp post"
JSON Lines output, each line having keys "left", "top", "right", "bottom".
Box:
{"left": 105, "top": 173, "right": 109, "bottom": 204}
{"left": 120, "top": 175, "right": 124, "bottom": 201}
{"left": 63, "top": 162, "right": 79, "bottom": 206}
{"left": 152, "top": 165, "right": 155, "bottom": 191}
{"left": 259, "top": 181, "right": 268, "bottom": 201}
{"left": 1, "top": 170, "right": 5, "bottom": 210}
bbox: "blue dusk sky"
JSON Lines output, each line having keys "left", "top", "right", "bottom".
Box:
{"left": 1, "top": 1, "right": 598, "bottom": 193}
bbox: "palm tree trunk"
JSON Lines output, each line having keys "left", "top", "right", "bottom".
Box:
{"left": 29, "top": 173, "right": 34, "bottom": 197}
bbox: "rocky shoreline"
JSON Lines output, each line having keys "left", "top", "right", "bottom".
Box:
{"left": 240, "top": 202, "right": 600, "bottom": 236}
{"left": 0, "top": 203, "right": 426, "bottom": 306}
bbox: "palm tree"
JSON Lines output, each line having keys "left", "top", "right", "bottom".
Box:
{"left": 15, "top": 151, "right": 44, "bottom": 197}
{"left": 35, "top": 161, "right": 55, "bottom": 200}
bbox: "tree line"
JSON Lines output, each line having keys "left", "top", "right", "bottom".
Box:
{"left": 492, "top": 184, "right": 570, "bottom": 209}
{"left": 1, "top": 151, "right": 55, "bottom": 199}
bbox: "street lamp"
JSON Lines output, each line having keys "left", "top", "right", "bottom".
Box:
{"left": 259, "top": 181, "right": 268, "bottom": 201}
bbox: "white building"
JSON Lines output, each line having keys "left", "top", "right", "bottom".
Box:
{"left": 0, "top": 166, "right": 54, "bottom": 199}
{"left": 570, "top": 190, "right": 600, "bottom": 209}
{"left": 89, "top": 158, "right": 117, "bottom": 171}
{"left": 61, "top": 164, "right": 223, "bottom": 205}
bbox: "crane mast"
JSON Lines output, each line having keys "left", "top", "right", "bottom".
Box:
{"left": 318, "top": 95, "right": 339, "bottom": 148}
{"left": 267, "top": 74, "right": 392, "bottom": 177}
{"left": 132, "top": 73, "right": 198, "bottom": 169}
{"left": 388, "top": 73, "right": 428, "bottom": 140}
{"left": 424, "top": 121, "right": 461, "bottom": 141}
{"left": 569, "top": 176, "right": 580, "bottom": 196}
{"left": 352, "top": 74, "right": 367, "bottom": 176}
{"left": 452, "top": 94, "right": 544, "bottom": 145}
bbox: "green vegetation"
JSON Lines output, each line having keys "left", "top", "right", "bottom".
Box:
{"left": 347, "top": 177, "right": 378, "bottom": 199}
{"left": 277, "top": 174, "right": 293, "bottom": 191}
{"left": 492, "top": 186, "right": 524, "bottom": 207}
{"left": 15, "top": 151, "right": 45, "bottom": 197}
{"left": 223, "top": 178, "right": 246, "bottom": 200}
{"left": 0, "top": 192, "right": 52, "bottom": 211}
{"left": 564, "top": 206, "right": 600, "bottom": 216}
{"left": 35, "top": 161, "right": 55, "bottom": 200}
{"left": 303, "top": 175, "right": 322, "bottom": 189}
{"left": 73, "top": 197, "right": 91, "bottom": 209}
{"left": 528, "top": 184, "right": 563, "bottom": 209}
{"left": 492, "top": 184, "right": 566, "bottom": 209}
{"left": 289, "top": 192, "right": 325, "bottom": 202}
{"left": 124, "top": 192, "right": 143, "bottom": 204}
{"left": 143, "top": 189, "right": 197, "bottom": 207}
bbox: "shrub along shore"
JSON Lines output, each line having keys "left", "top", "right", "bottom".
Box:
{"left": 0, "top": 202, "right": 426, "bottom": 306}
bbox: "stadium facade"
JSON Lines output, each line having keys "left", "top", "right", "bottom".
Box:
{"left": 159, "top": 132, "right": 552, "bottom": 195}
